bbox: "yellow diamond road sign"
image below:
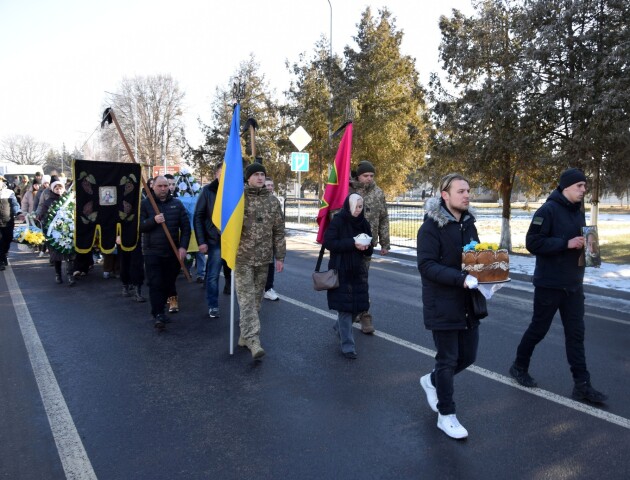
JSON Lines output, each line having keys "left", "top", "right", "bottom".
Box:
{"left": 289, "top": 126, "right": 312, "bottom": 152}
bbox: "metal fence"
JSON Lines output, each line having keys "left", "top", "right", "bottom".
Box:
{"left": 283, "top": 198, "right": 423, "bottom": 249}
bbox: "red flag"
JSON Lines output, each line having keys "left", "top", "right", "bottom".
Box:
{"left": 316, "top": 122, "right": 353, "bottom": 244}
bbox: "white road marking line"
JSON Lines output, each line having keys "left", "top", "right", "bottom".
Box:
{"left": 582, "top": 313, "right": 630, "bottom": 326}
{"left": 5, "top": 266, "right": 98, "bottom": 480}
{"left": 279, "top": 293, "right": 630, "bottom": 430}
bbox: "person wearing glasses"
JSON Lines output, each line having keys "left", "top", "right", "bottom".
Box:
{"left": 416, "top": 173, "right": 482, "bottom": 440}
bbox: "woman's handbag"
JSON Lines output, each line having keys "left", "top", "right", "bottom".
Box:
{"left": 312, "top": 245, "right": 339, "bottom": 291}
{"left": 312, "top": 269, "right": 339, "bottom": 291}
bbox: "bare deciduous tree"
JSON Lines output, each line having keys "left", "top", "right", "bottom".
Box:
{"left": 100, "top": 74, "right": 185, "bottom": 169}
{"left": 1, "top": 135, "right": 48, "bottom": 165}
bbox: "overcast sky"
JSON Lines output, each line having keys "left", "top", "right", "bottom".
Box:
{"left": 0, "top": 0, "right": 474, "bottom": 154}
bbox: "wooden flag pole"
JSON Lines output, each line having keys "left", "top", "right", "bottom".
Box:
{"left": 107, "top": 108, "right": 191, "bottom": 282}
{"left": 244, "top": 118, "right": 258, "bottom": 161}
{"left": 249, "top": 124, "right": 256, "bottom": 159}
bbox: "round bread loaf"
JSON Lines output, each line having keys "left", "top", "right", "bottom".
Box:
{"left": 461, "top": 249, "right": 509, "bottom": 283}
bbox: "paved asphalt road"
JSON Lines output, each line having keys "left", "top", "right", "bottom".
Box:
{"left": 2, "top": 234, "right": 629, "bottom": 480}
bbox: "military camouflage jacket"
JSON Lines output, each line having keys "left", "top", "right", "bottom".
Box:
{"left": 349, "top": 179, "right": 390, "bottom": 250}
{"left": 236, "top": 185, "right": 286, "bottom": 266}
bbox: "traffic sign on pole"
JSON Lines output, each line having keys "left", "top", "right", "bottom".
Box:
{"left": 290, "top": 152, "right": 309, "bottom": 172}
{"left": 289, "top": 126, "right": 312, "bottom": 152}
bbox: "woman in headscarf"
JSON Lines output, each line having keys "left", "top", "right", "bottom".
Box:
{"left": 323, "top": 193, "right": 373, "bottom": 359}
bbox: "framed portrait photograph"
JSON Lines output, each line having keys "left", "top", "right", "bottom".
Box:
{"left": 582, "top": 225, "right": 601, "bottom": 268}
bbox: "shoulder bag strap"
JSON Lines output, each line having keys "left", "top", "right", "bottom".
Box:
{"left": 314, "top": 244, "right": 326, "bottom": 272}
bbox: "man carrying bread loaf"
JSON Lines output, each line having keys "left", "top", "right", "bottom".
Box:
{"left": 416, "top": 173, "right": 484, "bottom": 440}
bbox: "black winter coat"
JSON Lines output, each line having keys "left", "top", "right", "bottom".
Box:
{"left": 323, "top": 199, "right": 373, "bottom": 314}
{"left": 417, "top": 197, "right": 480, "bottom": 330}
{"left": 526, "top": 188, "right": 585, "bottom": 289}
{"left": 140, "top": 193, "right": 191, "bottom": 257}
{"left": 193, "top": 179, "right": 220, "bottom": 247}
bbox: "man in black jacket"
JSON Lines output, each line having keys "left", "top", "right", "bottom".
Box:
{"left": 193, "top": 162, "right": 223, "bottom": 318}
{"left": 140, "top": 176, "right": 191, "bottom": 330}
{"left": 417, "top": 173, "right": 481, "bottom": 440}
{"left": 509, "top": 168, "right": 607, "bottom": 404}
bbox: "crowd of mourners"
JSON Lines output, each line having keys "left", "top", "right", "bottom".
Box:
{"left": 1, "top": 163, "right": 607, "bottom": 440}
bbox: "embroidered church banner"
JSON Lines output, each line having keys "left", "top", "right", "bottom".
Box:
{"left": 73, "top": 159, "right": 142, "bottom": 254}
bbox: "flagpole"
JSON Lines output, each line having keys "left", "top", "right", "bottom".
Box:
{"left": 214, "top": 83, "right": 246, "bottom": 356}
{"left": 106, "top": 108, "right": 192, "bottom": 282}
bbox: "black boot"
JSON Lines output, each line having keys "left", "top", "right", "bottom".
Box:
{"left": 134, "top": 285, "right": 146, "bottom": 303}
{"left": 122, "top": 285, "right": 132, "bottom": 297}
{"left": 572, "top": 381, "right": 608, "bottom": 404}
{"left": 67, "top": 275, "right": 76, "bottom": 286}
{"left": 55, "top": 274, "right": 62, "bottom": 284}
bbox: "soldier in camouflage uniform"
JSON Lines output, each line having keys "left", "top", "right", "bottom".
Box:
{"left": 235, "top": 162, "right": 286, "bottom": 359}
{"left": 349, "top": 160, "right": 390, "bottom": 334}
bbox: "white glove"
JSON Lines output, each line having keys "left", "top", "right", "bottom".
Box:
{"left": 464, "top": 275, "right": 478, "bottom": 289}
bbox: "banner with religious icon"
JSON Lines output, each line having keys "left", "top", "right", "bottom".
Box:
{"left": 73, "top": 159, "right": 143, "bottom": 254}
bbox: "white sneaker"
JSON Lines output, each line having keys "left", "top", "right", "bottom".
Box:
{"left": 437, "top": 414, "right": 468, "bottom": 439}
{"left": 420, "top": 374, "right": 438, "bottom": 412}
{"left": 264, "top": 288, "right": 279, "bottom": 301}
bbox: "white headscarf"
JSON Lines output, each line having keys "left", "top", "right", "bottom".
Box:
{"left": 348, "top": 193, "right": 363, "bottom": 216}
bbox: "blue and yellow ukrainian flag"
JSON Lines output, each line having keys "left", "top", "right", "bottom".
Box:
{"left": 212, "top": 103, "right": 244, "bottom": 269}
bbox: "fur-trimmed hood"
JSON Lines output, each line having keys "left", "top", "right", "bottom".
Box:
{"left": 424, "top": 196, "right": 477, "bottom": 228}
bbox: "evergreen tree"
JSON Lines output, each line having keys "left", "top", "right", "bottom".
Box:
{"left": 185, "top": 55, "right": 289, "bottom": 187}
{"left": 523, "top": 0, "right": 630, "bottom": 220}
{"left": 343, "top": 7, "right": 430, "bottom": 196}
{"left": 432, "top": 0, "right": 549, "bottom": 250}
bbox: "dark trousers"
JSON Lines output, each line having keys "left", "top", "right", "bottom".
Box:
{"left": 144, "top": 254, "right": 181, "bottom": 317}
{"left": 0, "top": 219, "right": 15, "bottom": 263}
{"left": 431, "top": 327, "right": 479, "bottom": 415}
{"left": 103, "top": 253, "right": 119, "bottom": 275}
{"left": 120, "top": 245, "right": 144, "bottom": 286}
{"left": 72, "top": 252, "right": 94, "bottom": 274}
{"left": 515, "top": 286, "right": 589, "bottom": 383}
{"left": 265, "top": 262, "right": 274, "bottom": 291}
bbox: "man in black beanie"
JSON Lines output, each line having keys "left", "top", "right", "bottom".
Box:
{"left": 509, "top": 167, "right": 607, "bottom": 404}
{"left": 234, "top": 161, "right": 286, "bottom": 359}
{"left": 349, "top": 160, "right": 390, "bottom": 334}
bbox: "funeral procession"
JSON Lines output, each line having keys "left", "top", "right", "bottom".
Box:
{"left": 2, "top": 1, "right": 630, "bottom": 479}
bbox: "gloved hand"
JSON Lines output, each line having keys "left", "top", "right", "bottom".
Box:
{"left": 464, "top": 275, "right": 479, "bottom": 289}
